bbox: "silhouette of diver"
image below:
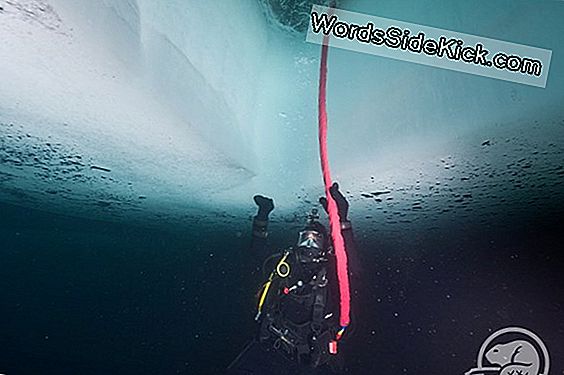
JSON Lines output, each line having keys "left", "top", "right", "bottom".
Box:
{"left": 228, "top": 183, "right": 359, "bottom": 375}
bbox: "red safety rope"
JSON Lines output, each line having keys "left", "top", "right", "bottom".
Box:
{"left": 318, "top": 32, "right": 350, "bottom": 329}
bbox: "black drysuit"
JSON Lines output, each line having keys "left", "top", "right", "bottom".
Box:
{"left": 227, "top": 215, "right": 360, "bottom": 375}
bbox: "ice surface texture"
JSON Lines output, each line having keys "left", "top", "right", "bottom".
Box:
{"left": 0, "top": 0, "right": 563, "bottom": 232}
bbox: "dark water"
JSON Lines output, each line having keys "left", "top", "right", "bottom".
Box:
{"left": 1, "top": 201, "right": 563, "bottom": 374}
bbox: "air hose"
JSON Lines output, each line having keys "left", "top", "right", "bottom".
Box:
{"left": 317, "top": 20, "right": 351, "bottom": 333}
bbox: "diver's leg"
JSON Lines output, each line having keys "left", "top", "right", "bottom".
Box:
{"left": 227, "top": 340, "right": 297, "bottom": 375}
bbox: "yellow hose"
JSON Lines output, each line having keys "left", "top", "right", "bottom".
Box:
{"left": 256, "top": 251, "right": 290, "bottom": 319}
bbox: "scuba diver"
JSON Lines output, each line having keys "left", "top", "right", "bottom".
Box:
{"left": 228, "top": 183, "right": 358, "bottom": 375}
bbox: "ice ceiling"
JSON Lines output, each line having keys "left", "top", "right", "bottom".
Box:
{"left": 0, "top": 0, "right": 563, "bottom": 233}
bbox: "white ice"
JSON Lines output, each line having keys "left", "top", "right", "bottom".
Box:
{"left": 0, "top": 0, "right": 563, "bottom": 231}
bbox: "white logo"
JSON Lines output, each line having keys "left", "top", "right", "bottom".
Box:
{"left": 465, "top": 327, "right": 550, "bottom": 375}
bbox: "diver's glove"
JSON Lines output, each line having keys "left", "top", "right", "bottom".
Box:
{"left": 253, "top": 195, "right": 274, "bottom": 221}
{"left": 319, "top": 182, "right": 350, "bottom": 225}
{"left": 253, "top": 195, "right": 274, "bottom": 239}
